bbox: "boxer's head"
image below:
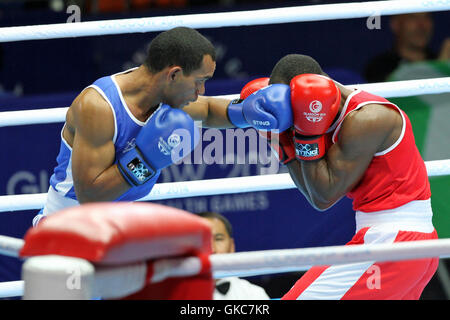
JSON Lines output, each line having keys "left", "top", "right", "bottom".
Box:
{"left": 197, "top": 211, "right": 235, "bottom": 254}
{"left": 145, "top": 26, "right": 216, "bottom": 76}
{"left": 145, "top": 27, "right": 216, "bottom": 108}
{"left": 270, "top": 54, "right": 327, "bottom": 85}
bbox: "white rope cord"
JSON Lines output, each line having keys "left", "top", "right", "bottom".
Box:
{"left": 0, "top": 281, "right": 23, "bottom": 299}
{"left": 0, "top": 235, "right": 24, "bottom": 258}
{"left": 2, "top": 238, "right": 450, "bottom": 299}
{"left": 0, "top": 0, "right": 449, "bottom": 43}
{"left": 1, "top": 77, "right": 450, "bottom": 128}
{"left": 212, "top": 238, "right": 450, "bottom": 278}
{"left": 0, "top": 159, "right": 448, "bottom": 213}
{"left": 0, "top": 107, "right": 69, "bottom": 127}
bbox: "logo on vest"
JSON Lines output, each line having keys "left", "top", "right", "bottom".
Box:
{"left": 304, "top": 100, "right": 325, "bottom": 123}
{"left": 122, "top": 138, "right": 136, "bottom": 153}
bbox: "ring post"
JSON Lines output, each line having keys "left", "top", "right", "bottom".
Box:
{"left": 22, "top": 255, "right": 95, "bottom": 300}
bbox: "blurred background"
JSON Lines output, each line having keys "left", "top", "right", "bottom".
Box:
{"left": 0, "top": 0, "right": 449, "bottom": 300}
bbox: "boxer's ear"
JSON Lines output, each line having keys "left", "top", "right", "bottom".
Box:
{"left": 168, "top": 66, "right": 182, "bottom": 81}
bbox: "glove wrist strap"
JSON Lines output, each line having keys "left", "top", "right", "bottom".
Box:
{"left": 118, "top": 148, "right": 157, "bottom": 186}
{"left": 294, "top": 134, "right": 326, "bottom": 161}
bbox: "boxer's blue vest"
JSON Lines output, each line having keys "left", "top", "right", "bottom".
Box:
{"left": 49, "top": 69, "right": 161, "bottom": 202}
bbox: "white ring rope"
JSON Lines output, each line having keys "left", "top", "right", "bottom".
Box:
{"left": 1, "top": 238, "right": 450, "bottom": 298}
{"left": 1, "top": 77, "right": 450, "bottom": 128}
{"left": 0, "top": 235, "right": 24, "bottom": 258}
{"left": 212, "top": 239, "right": 450, "bottom": 278}
{"left": 0, "top": 281, "right": 24, "bottom": 299}
{"left": 0, "top": 159, "right": 449, "bottom": 213}
{"left": 0, "top": 0, "right": 449, "bottom": 43}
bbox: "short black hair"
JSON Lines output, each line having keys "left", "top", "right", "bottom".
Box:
{"left": 269, "top": 54, "right": 326, "bottom": 84}
{"left": 197, "top": 211, "right": 233, "bottom": 238}
{"left": 145, "top": 26, "right": 216, "bottom": 76}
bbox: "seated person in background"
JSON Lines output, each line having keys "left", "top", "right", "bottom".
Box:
{"left": 364, "top": 12, "right": 450, "bottom": 83}
{"left": 197, "top": 211, "right": 271, "bottom": 300}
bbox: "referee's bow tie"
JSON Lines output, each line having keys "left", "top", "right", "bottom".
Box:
{"left": 216, "top": 281, "right": 231, "bottom": 294}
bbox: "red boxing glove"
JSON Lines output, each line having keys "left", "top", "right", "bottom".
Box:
{"left": 290, "top": 74, "right": 341, "bottom": 161}
{"left": 240, "top": 77, "right": 270, "bottom": 100}
{"left": 227, "top": 77, "right": 271, "bottom": 128}
{"left": 260, "top": 129, "right": 296, "bottom": 165}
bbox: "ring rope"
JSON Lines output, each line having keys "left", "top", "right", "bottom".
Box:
{"left": 0, "top": 159, "right": 449, "bottom": 213}
{"left": 0, "top": 281, "right": 23, "bottom": 299}
{"left": 0, "top": 235, "right": 23, "bottom": 258}
{"left": 0, "top": 0, "right": 449, "bottom": 43}
{"left": 1, "top": 77, "right": 450, "bottom": 128}
{"left": 1, "top": 238, "right": 450, "bottom": 298}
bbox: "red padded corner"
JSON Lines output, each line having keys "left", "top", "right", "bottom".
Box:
{"left": 19, "top": 202, "right": 212, "bottom": 265}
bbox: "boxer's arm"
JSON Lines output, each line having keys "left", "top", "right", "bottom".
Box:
{"left": 286, "top": 160, "right": 317, "bottom": 207}
{"left": 183, "top": 95, "right": 234, "bottom": 128}
{"left": 71, "top": 90, "right": 130, "bottom": 203}
{"left": 294, "top": 104, "right": 401, "bottom": 210}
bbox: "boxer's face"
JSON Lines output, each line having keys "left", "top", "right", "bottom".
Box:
{"left": 166, "top": 54, "right": 215, "bottom": 108}
{"left": 205, "top": 217, "right": 235, "bottom": 254}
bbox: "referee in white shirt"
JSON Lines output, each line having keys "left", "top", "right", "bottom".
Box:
{"left": 197, "top": 211, "right": 271, "bottom": 300}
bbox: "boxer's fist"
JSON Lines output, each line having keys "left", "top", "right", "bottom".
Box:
{"left": 227, "top": 77, "right": 269, "bottom": 128}
{"left": 227, "top": 79, "right": 293, "bottom": 132}
{"left": 118, "top": 105, "right": 199, "bottom": 185}
{"left": 290, "top": 74, "right": 340, "bottom": 161}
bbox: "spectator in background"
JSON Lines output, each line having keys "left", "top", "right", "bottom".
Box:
{"left": 364, "top": 12, "right": 450, "bottom": 83}
{"left": 197, "top": 211, "right": 271, "bottom": 300}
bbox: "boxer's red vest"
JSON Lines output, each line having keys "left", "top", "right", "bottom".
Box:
{"left": 328, "top": 89, "right": 430, "bottom": 212}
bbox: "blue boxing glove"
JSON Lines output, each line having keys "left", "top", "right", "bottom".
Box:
{"left": 227, "top": 83, "right": 293, "bottom": 132}
{"left": 118, "top": 104, "right": 199, "bottom": 186}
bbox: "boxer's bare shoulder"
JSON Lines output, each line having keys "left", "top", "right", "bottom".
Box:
{"left": 337, "top": 103, "right": 403, "bottom": 154}
{"left": 63, "top": 87, "right": 115, "bottom": 148}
